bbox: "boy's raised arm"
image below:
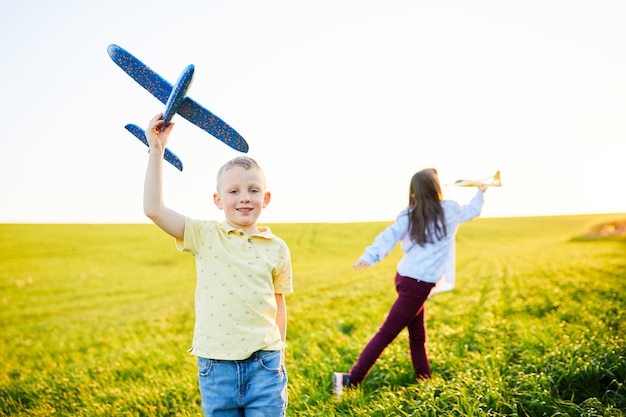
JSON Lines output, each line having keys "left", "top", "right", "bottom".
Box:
{"left": 143, "top": 114, "right": 185, "bottom": 240}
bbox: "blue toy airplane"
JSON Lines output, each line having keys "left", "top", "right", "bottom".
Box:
{"left": 107, "top": 44, "right": 249, "bottom": 171}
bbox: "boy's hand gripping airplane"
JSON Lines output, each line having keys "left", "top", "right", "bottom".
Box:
{"left": 107, "top": 44, "right": 249, "bottom": 171}
{"left": 450, "top": 170, "right": 502, "bottom": 187}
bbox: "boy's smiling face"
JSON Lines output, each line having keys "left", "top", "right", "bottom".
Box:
{"left": 213, "top": 165, "right": 270, "bottom": 234}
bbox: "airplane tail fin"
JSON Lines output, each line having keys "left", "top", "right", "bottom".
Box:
{"left": 492, "top": 170, "right": 501, "bottom": 186}
{"left": 125, "top": 124, "right": 184, "bottom": 171}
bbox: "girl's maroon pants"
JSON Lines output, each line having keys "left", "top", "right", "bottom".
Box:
{"left": 350, "top": 273, "right": 436, "bottom": 384}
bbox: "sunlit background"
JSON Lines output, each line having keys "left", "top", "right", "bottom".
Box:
{"left": 1, "top": 0, "right": 624, "bottom": 223}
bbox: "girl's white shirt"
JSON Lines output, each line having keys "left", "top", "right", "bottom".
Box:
{"left": 359, "top": 190, "right": 484, "bottom": 295}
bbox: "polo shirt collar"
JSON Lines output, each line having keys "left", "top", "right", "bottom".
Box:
{"left": 219, "top": 221, "right": 275, "bottom": 239}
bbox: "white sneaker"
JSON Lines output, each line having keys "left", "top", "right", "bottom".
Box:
{"left": 332, "top": 372, "right": 352, "bottom": 398}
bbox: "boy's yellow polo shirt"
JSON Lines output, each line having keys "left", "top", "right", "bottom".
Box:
{"left": 176, "top": 218, "right": 293, "bottom": 360}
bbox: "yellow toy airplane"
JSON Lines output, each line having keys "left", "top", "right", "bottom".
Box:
{"left": 450, "top": 170, "right": 501, "bottom": 187}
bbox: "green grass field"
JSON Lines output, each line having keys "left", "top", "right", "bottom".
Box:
{"left": 1, "top": 214, "right": 625, "bottom": 416}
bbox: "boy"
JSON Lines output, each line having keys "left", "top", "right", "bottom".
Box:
{"left": 143, "top": 113, "right": 293, "bottom": 416}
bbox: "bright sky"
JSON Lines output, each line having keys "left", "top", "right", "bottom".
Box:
{"left": 1, "top": 0, "right": 624, "bottom": 224}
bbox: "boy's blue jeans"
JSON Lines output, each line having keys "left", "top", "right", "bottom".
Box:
{"left": 197, "top": 350, "right": 287, "bottom": 417}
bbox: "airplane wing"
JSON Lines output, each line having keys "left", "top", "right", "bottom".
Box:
{"left": 176, "top": 98, "right": 248, "bottom": 152}
{"left": 108, "top": 44, "right": 171, "bottom": 103}
{"left": 125, "top": 124, "right": 184, "bottom": 171}
{"left": 107, "top": 44, "right": 249, "bottom": 153}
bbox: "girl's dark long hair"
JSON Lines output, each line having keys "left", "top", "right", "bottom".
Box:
{"left": 408, "top": 168, "right": 447, "bottom": 246}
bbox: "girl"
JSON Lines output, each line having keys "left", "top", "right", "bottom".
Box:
{"left": 333, "top": 168, "right": 486, "bottom": 396}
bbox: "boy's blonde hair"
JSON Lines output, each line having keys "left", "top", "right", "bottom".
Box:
{"left": 216, "top": 156, "right": 265, "bottom": 187}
